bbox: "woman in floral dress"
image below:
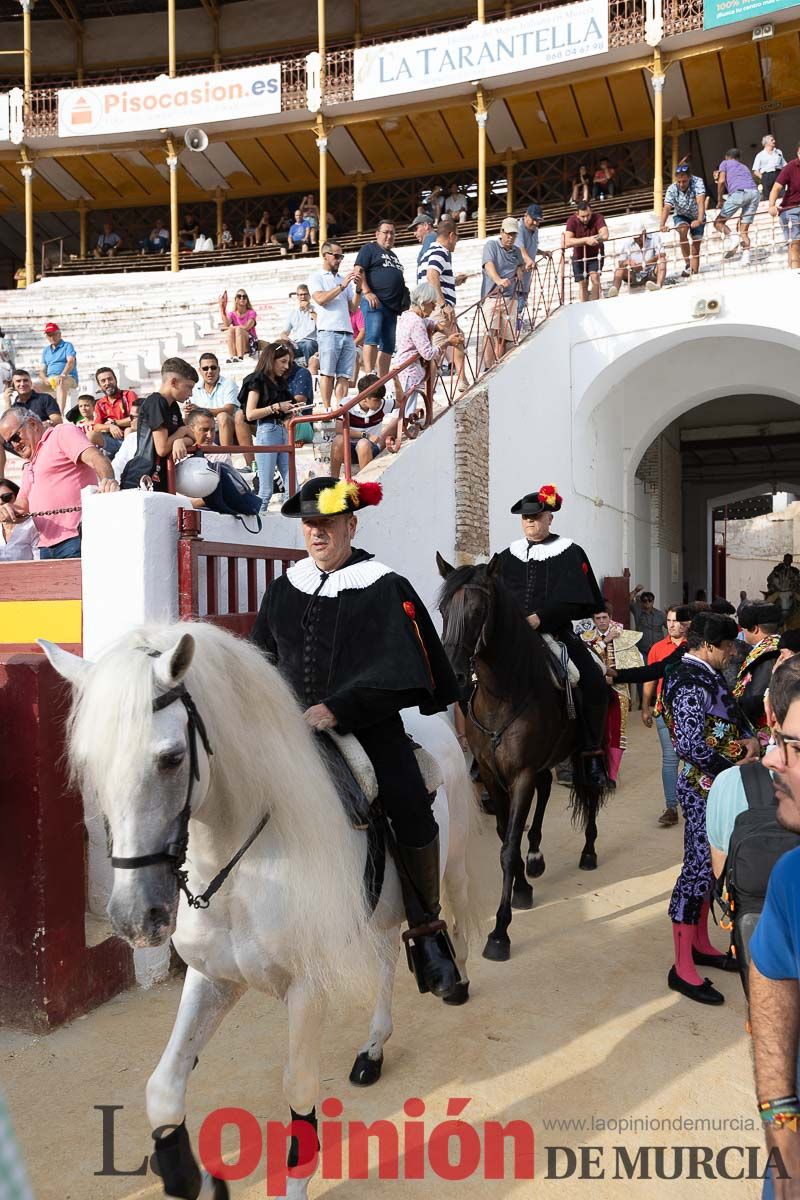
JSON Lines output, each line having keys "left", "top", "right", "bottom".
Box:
{"left": 392, "top": 282, "right": 462, "bottom": 421}
{"left": 662, "top": 612, "right": 759, "bottom": 1005}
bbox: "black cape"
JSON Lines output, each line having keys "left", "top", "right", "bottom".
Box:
{"left": 495, "top": 534, "right": 604, "bottom": 634}
{"left": 251, "top": 548, "right": 459, "bottom": 734}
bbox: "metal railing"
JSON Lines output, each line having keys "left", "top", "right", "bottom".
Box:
{"left": 40, "top": 236, "right": 64, "bottom": 276}
{"left": 13, "top": 0, "right": 704, "bottom": 136}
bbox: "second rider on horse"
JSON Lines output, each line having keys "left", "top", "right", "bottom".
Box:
{"left": 495, "top": 483, "right": 610, "bottom": 790}
{"left": 251, "top": 476, "right": 462, "bottom": 999}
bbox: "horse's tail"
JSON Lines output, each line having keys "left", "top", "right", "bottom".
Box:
{"left": 441, "top": 747, "right": 495, "bottom": 949}
{"left": 568, "top": 752, "right": 611, "bottom": 829}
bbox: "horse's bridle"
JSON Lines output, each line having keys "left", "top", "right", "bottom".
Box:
{"left": 110, "top": 680, "right": 270, "bottom": 910}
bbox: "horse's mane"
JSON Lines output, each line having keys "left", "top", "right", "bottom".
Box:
{"left": 65, "top": 621, "right": 381, "bottom": 998}
{"left": 439, "top": 563, "right": 556, "bottom": 707}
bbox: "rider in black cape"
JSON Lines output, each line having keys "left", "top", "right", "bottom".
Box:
{"left": 251, "top": 475, "right": 461, "bottom": 998}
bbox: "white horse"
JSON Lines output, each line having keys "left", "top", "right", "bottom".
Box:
{"left": 41, "top": 621, "right": 478, "bottom": 1200}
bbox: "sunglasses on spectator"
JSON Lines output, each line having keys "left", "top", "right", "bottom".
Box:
{"left": 3, "top": 429, "right": 24, "bottom": 452}
{"left": 200, "top": 364, "right": 219, "bottom": 371}
{"left": 0, "top": 491, "right": 15, "bottom": 503}
{"left": 771, "top": 729, "right": 800, "bottom": 766}
{"left": 325, "top": 251, "right": 343, "bottom": 259}
{"left": 235, "top": 292, "right": 247, "bottom": 298}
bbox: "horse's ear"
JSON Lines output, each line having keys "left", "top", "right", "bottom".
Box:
{"left": 487, "top": 553, "right": 501, "bottom": 578}
{"left": 153, "top": 633, "right": 195, "bottom": 689}
{"left": 37, "top": 639, "right": 91, "bottom": 686}
{"left": 436, "top": 551, "right": 454, "bottom": 578}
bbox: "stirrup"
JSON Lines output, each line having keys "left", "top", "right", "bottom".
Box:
{"left": 402, "top": 920, "right": 458, "bottom": 995}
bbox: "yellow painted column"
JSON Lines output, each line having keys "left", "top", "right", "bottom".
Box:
{"left": 215, "top": 187, "right": 224, "bottom": 245}
{"left": 477, "top": 0, "right": 485, "bottom": 21}
{"left": 652, "top": 48, "right": 665, "bottom": 211}
{"left": 506, "top": 150, "right": 514, "bottom": 214}
{"left": 21, "top": 155, "right": 34, "bottom": 287}
{"left": 355, "top": 174, "right": 365, "bottom": 234}
{"left": 475, "top": 86, "right": 488, "bottom": 240}
{"left": 166, "top": 142, "right": 179, "bottom": 273}
{"left": 168, "top": 0, "right": 177, "bottom": 77}
{"left": 78, "top": 199, "right": 88, "bottom": 258}
{"left": 316, "top": 117, "right": 328, "bottom": 247}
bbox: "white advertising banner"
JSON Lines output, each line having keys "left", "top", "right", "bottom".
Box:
{"left": 57, "top": 63, "right": 281, "bottom": 138}
{"left": 354, "top": 2, "right": 608, "bottom": 101}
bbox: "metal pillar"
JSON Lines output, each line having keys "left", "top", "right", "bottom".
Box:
{"left": 215, "top": 187, "right": 224, "bottom": 246}
{"left": 355, "top": 174, "right": 365, "bottom": 234}
{"left": 475, "top": 86, "right": 488, "bottom": 240}
{"left": 316, "top": 116, "right": 328, "bottom": 247}
{"left": 166, "top": 141, "right": 179, "bottom": 273}
{"left": 21, "top": 154, "right": 34, "bottom": 287}
{"left": 652, "top": 48, "right": 665, "bottom": 211}
{"left": 168, "top": 0, "right": 177, "bottom": 77}
{"left": 505, "top": 150, "right": 514, "bottom": 214}
{"left": 78, "top": 198, "right": 88, "bottom": 258}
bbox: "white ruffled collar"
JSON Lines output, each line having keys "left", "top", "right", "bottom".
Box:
{"left": 508, "top": 536, "right": 574, "bottom": 563}
{"left": 287, "top": 555, "right": 393, "bottom": 597}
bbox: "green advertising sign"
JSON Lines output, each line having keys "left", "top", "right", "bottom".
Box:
{"left": 704, "top": 0, "right": 796, "bottom": 28}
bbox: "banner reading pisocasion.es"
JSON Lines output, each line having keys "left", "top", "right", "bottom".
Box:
{"left": 57, "top": 63, "right": 281, "bottom": 139}
{"left": 353, "top": 2, "right": 608, "bottom": 102}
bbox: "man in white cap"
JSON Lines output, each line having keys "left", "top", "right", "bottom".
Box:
{"left": 607, "top": 223, "right": 667, "bottom": 297}
{"left": 481, "top": 217, "right": 525, "bottom": 366}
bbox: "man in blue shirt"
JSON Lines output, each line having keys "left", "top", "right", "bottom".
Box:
{"left": 285, "top": 209, "right": 310, "bottom": 256}
{"left": 750, "top": 658, "right": 800, "bottom": 1196}
{"left": 38, "top": 322, "right": 78, "bottom": 413}
{"left": 188, "top": 352, "right": 239, "bottom": 447}
{"left": 411, "top": 214, "right": 437, "bottom": 267}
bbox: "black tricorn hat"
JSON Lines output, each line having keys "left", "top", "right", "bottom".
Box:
{"left": 510, "top": 484, "right": 563, "bottom": 516}
{"left": 738, "top": 601, "right": 781, "bottom": 630}
{"left": 281, "top": 476, "right": 383, "bottom": 518}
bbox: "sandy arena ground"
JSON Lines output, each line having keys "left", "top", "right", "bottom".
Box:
{"left": 2, "top": 721, "right": 765, "bottom": 1198}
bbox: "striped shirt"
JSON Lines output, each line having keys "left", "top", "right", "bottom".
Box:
{"left": 417, "top": 242, "right": 456, "bottom": 307}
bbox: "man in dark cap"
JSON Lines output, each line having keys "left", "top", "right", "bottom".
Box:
{"left": 767, "top": 552, "right": 800, "bottom": 598}
{"left": 494, "top": 483, "right": 609, "bottom": 791}
{"left": 251, "top": 476, "right": 462, "bottom": 998}
{"left": 661, "top": 612, "right": 759, "bottom": 1006}
{"left": 734, "top": 602, "right": 782, "bottom": 746}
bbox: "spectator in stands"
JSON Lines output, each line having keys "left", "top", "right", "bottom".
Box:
{"left": 280, "top": 286, "right": 318, "bottom": 364}
{"left": 279, "top": 340, "right": 314, "bottom": 411}
{"left": 661, "top": 163, "right": 707, "bottom": 277}
{"left": 301, "top": 195, "right": 320, "bottom": 246}
{"left": 140, "top": 219, "right": 169, "bottom": 255}
{"left": 714, "top": 149, "right": 759, "bottom": 265}
{"left": 0, "top": 326, "right": 15, "bottom": 367}
{"left": 245, "top": 342, "right": 294, "bottom": 512}
{"left": 270, "top": 207, "right": 293, "bottom": 250}
{"left": 565, "top": 200, "right": 609, "bottom": 303}
{"left": 75, "top": 393, "right": 105, "bottom": 447}
{"left": 0, "top": 350, "right": 11, "bottom": 389}
{"left": 179, "top": 212, "right": 199, "bottom": 251}
{"left": 192, "top": 230, "right": 215, "bottom": 253}
{"left": 188, "top": 352, "right": 238, "bottom": 446}
{"left": 0, "top": 405, "right": 118, "bottom": 558}
{"left": 411, "top": 214, "right": 437, "bottom": 267}
{"left": 355, "top": 219, "right": 407, "bottom": 379}
{"left": 330, "top": 373, "right": 395, "bottom": 478}
{"left": 0, "top": 367, "right": 60, "bottom": 481}
{"left": 394, "top": 281, "right": 459, "bottom": 422}
{"left": 219, "top": 288, "right": 258, "bottom": 362}
{"left": 481, "top": 216, "right": 525, "bottom": 367}
{"left": 242, "top": 216, "right": 257, "bottom": 249}
{"left": 94, "top": 366, "right": 135, "bottom": 444}
{"left": 418, "top": 218, "right": 466, "bottom": 389}
{"left": 283, "top": 208, "right": 311, "bottom": 257}
{"left": 349, "top": 304, "right": 365, "bottom": 385}
{"left": 220, "top": 222, "right": 235, "bottom": 249}
{"left": 310, "top": 241, "right": 359, "bottom": 409}
{"left": 570, "top": 164, "right": 591, "bottom": 206}
{"left": 38, "top": 322, "right": 78, "bottom": 412}
{"left": 515, "top": 203, "right": 551, "bottom": 313}
{"left": 769, "top": 140, "right": 800, "bottom": 272}
{"left": 445, "top": 182, "right": 469, "bottom": 224}
{"left": 0, "top": 477, "right": 38, "bottom": 561}
{"left": 592, "top": 158, "right": 616, "bottom": 200}
{"left": 255, "top": 209, "right": 274, "bottom": 246}
{"left": 93, "top": 222, "right": 123, "bottom": 259}
{"left": 112, "top": 397, "right": 141, "bottom": 483}
{"left": 607, "top": 224, "right": 667, "bottom": 296}
{"left": 752, "top": 134, "right": 786, "bottom": 202}
{"left": 120, "top": 357, "right": 197, "bottom": 492}
{"left": 428, "top": 185, "right": 445, "bottom": 224}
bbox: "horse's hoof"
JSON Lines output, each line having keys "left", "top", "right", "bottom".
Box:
{"left": 200, "top": 1172, "right": 229, "bottom": 1200}
{"left": 579, "top": 851, "right": 598, "bottom": 871}
{"left": 512, "top": 886, "right": 534, "bottom": 910}
{"left": 526, "top": 852, "right": 546, "bottom": 879}
{"left": 442, "top": 980, "right": 470, "bottom": 1006}
{"left": 349, "top": 1050, "right": 384, "bottom": 1086}
{"left": 483, "top": 937, "right": 511, "bottom": 962}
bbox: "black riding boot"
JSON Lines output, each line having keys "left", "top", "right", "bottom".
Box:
{"left": 579, "top": 700, "right": 610, "bottom": 792}
{"left": 396, "top": 836, "right": 459, "bottom": 998}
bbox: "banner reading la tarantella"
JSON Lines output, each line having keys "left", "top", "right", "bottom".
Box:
{"left": 703, "top": 0, "right": 796, "bottom": 27}
{"left": 353, "top": 1, "right": 608, "bottom": 102}
{"left": 57, "top": 63, "right": 281, "bottom": 138}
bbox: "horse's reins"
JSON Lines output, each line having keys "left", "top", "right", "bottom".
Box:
{"left": 110, "top": 678, "right": 270, "bottom": 910}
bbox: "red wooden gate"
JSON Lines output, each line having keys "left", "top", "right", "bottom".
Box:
{"left": 177, "top": 509, "right": 304, "bottom": 634}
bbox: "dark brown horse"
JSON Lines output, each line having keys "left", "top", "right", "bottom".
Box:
{"left": 437, "top": 553, "right": 604, "bottom": 962}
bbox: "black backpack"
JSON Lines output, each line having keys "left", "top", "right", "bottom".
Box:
{"left": 719, "top": 762, "right": 800, "bottom": 982}
{"left": 202, "top": 461, "right": 263, "bottom": 533}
